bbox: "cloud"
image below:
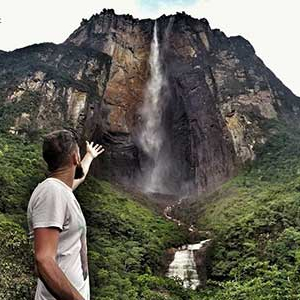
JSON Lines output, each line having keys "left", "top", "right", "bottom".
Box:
{"left": 182, "top": 0, "right": 300, "bottom": 96}
{"left": 0, "top": 0, "right": 141, "bottom": 51}
{"left": 137, "top": 0, "right": 198, "bottom": 15}
{"left": 133, "top": 0, "right": 202, "bottom": 19}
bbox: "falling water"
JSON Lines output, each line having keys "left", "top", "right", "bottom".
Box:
{"left": 138, "top": 21, "right": 168, "bottom": 193}
{"left": 167, "top": 240, "right": 211, "bottom": 290}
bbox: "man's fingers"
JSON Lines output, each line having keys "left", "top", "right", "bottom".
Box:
{"left": 86, "top": 141, "right": 105, "bottom": 156}
{"left": 95, "top": 148, "right": 105, "bottom": 156}
{"left": 94, "top": 144, "right": 103, "bottom": 151}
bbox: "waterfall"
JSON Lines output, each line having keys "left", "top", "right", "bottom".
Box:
{"left": 167, "top": 240, "right": 211, "bottom": 290}
{"left": 138, "top": 21, "right": 168, "bottom": 194}
{"left": 137, "top": 24, "right": 210, "bottom": 286}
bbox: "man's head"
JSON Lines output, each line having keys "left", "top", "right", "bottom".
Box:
{"left": 42, "top": 129, "right": 84, "bottom": 179}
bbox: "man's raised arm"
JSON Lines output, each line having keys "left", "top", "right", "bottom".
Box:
{"left": 72, "top": 141, "right": 105, "bottom": 191}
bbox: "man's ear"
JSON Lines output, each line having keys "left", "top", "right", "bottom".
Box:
{"left": 71, "top": 151, "right": 79, "bottom": 166}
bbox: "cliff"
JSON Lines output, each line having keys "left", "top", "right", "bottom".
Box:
{"left": 65, "top": 9, "right": 300, "bottom": 194}
{"left": 0, "top": 43, "right": 111, "bottom": 143}
{"left": 1, "top": 9, "right": 300, "bottom": 195}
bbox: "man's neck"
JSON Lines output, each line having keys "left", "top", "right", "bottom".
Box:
{"left": 48, "top": 168, "right": 74, "bottom": 190}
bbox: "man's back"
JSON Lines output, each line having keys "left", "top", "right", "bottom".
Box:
{"left": 27, "top": 177, "right": 90, "bottom": 300}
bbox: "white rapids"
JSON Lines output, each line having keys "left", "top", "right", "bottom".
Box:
{"left": 167, "top": 240, "right": 211, "bottom": 290}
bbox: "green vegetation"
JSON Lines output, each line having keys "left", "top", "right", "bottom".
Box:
{"left": 75, "top": 177, "right": 189, "bottom": 299}
{"left": 2, "top": 118, "right": 300, "bottom": 299}
{"left": 0, "top": 132, "right": 195, "bottom": 300}
{"left": 192, "top": 121, "right": 300, "bottom": 299}
{"left": 0, "top": 133, "right": 44, "bottom": 300}
{"left": 0, "top": 90, "right": 41, "bottom": 134}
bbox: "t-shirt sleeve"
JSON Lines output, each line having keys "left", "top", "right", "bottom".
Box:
{"left": 31, "top": 184, "right": 68, "bottom": 231}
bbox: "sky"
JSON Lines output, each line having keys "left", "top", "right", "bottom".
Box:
{"left": 0, "top": 0, "right": 299, "bottom": 96}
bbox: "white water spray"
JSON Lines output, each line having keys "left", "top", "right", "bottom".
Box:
{"left": 167, "top": 240, "right": 210, "bottom": 290}
{"left": 138, "top": 21, "right": 167, "bottom": 193}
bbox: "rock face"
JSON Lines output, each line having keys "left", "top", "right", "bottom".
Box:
{"left": 65, "top": 10, "right": 154, "bottom": 185}
{"left": 1, "top": 9, "right": 300, "bottom": 195}
{"left": 193, "top": 240, "right": 213, "bottom": 287}
{"left": 0, "top": 43, "right": 111, "bottom": 146}
{"left": 64, "top": 9, "right": 300, "bottom": 194}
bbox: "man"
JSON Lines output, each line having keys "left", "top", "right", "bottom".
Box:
{"left": 27, "top": 129, "right": 105, "bottom": 300}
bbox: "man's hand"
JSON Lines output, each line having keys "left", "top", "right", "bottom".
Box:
{"left": 72, "top": 142, "right": 105, "bottom": 191}
{"left": 86, "top": 141, "right": 105, "bottom": 159}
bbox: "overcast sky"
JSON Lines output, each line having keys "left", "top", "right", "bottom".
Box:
{"left": 0, "top": 0, "right": 299, "bottom": 96}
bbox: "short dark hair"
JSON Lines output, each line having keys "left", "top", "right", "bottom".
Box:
{"left": 42, "top": 128, "right": 80, "bottom": 172}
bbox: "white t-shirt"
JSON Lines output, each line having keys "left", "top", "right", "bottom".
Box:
{"left": 27, "top": 177, "right": 90, "bottom": 300}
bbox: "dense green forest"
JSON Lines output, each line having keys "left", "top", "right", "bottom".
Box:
{"left": 2, "top": 120, "right": 300, "bottom": 300}
{"left": 189, "top": 121, "right": 300, "bottom": 299}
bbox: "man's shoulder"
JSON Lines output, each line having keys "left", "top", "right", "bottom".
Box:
{"left": 31, "top": 178, "right": 63, "bottom": 195}
{"left": 28, "top": 178, "right": 69, "bottom": 205}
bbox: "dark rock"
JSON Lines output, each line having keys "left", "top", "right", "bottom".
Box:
{"left": 194, "top": 240, "right": 213, "bottom": 287}
{"left": 160, "top": 248, "right": 176, "bottom": 276}
{"left": 0, "top": 42, "right": 111, "bottom": 152}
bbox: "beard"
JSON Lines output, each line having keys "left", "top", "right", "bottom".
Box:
{"left": 74, "top": 163, "right": 85, "bottom": 179}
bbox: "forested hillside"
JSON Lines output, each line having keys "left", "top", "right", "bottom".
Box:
{"left": 176, "top": 121, "right": 300, "bottom": 299}
{"left": 0, "top": 132, "right": 192, "bottom": 300}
